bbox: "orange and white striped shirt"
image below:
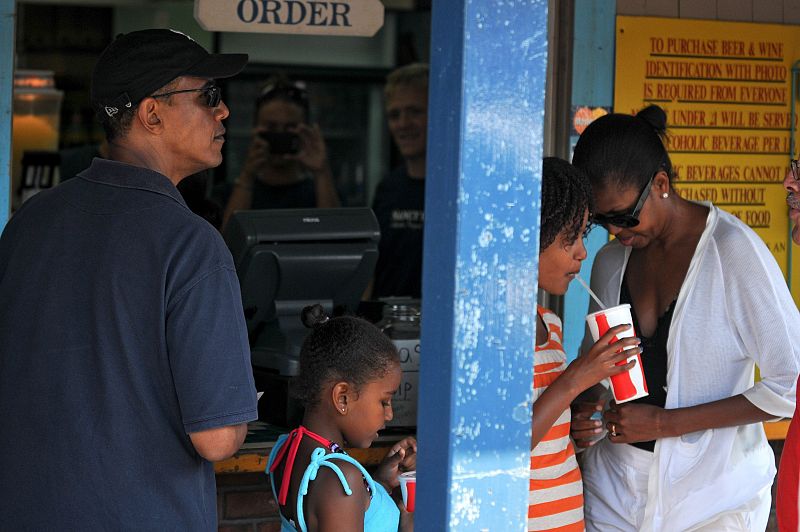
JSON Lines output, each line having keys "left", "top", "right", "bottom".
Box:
{"left": 529, "top": 306, "right": 584, "bottom": 532}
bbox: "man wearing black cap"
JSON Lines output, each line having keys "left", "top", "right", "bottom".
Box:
{"left": 0, "top": 29, "right": 258, "bottom": 529}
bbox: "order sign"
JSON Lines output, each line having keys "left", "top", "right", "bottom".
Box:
{"left": 615, "top": 16, "right": 800, "bottom": 303}
{"left": 194, "top": 0, "right": 384, "bottom": 36}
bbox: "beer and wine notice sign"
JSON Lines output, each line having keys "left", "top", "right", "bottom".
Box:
{"left": 614, "top": 16, "right": 800, "bottom": 303}
{"left": 194, "top": 0, "right": 384, "bottom": 36}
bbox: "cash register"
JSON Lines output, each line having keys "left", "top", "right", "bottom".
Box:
{"left": 224, "top": 207, "right": 380, "bottom": 426}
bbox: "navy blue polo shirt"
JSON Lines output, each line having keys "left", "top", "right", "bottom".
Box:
{"left": 0, "top": 159, "right": 258, "bottom": 530}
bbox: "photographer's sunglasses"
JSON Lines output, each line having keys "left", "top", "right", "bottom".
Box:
{"left": 591, "top": 173, "right": 656, "bottom": 229}
{"left": 150, "top": 84, "right": 221, "bottom": 108}
{"left": 256, "top": 81, "right": 308, "bottom": 109}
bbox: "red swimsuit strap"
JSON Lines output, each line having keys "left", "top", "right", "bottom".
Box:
{"left": 269, "top": 426, "right": 334, "bottom": 506}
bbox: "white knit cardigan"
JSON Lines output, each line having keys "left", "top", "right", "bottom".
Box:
{"left": 580, "top": 203, "right": 800, "bottom": 530}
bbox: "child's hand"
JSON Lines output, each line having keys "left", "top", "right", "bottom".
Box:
{"left": 374, "top": 437, "right": 418, "bottom": 490}
{"left": 388, "top": 436, "right": 417, "bottom": 472}
{"left": 398, "top": 501, "right": 414, "bottom": 531}
{"left": 565, "top": 324, "right": 640, "bottom": 393}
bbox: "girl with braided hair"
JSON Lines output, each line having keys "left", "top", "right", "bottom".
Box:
{"left": 528, "top": 157, "right": 643, "bottom": 531}
{"left": 570, "top": 105, "right": 800, "bottom": 530}
{"left": 266, "top": 304, "right": 416, "bottom": 532}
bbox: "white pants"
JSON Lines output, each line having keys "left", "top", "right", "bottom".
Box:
{"left": 581, "top": 438, "right": 771, "bottom": 531}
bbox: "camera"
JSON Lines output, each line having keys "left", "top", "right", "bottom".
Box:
{"left": 258, "top": 131, "right": 301, "bottom": 155}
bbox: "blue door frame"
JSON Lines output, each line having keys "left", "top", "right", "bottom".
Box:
{"left": 562, "top": 0, "right": 615, "bottom": 360}
{"left": 1, "top": 0, "right": 14, "bottom": 230}
{"left": 417, "top": 0, "right": 548, "bottom": 529}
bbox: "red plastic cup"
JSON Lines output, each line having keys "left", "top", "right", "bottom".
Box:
{"left": 585, "top": 304, "right": 648, "bottom": 403}
{"left": 399, "top": 471, "right": 416, "bottom": 512}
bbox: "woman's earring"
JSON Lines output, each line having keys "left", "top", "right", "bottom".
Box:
{"left": 661, "top": 192, "right": 669, "bottom": 199}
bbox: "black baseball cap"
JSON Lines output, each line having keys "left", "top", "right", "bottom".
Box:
{"left": 91, "top": 29, "right": 248, "bottom": 120}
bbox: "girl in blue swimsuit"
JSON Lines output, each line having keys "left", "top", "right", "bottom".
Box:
{"left": 267, "top": 304, "right": 417, "bottom": 532}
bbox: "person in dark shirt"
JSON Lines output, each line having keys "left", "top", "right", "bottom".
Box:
{"left": 222, "top": 75, "right": 340, "bottom": 230}
{"left": 0, "top": 29, "right": 258, "bottom": 529}
{"left": 370, "top": 63, "right": 429, "bottom": 299}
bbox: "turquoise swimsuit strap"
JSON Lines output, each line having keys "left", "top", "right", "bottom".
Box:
{"left": 266, "top": 434, "right": 289, "bottom": 508}
{"left": 295, "top": 448, "right": 377, "bottom": 532}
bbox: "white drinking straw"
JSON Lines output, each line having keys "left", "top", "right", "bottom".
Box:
{"left": 575, "top": 274, "right": 606, "bottom": 310}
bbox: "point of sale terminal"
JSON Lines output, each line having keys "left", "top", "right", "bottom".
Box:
{"left": 224, "top": 207, "right": 423, "bottom": 431}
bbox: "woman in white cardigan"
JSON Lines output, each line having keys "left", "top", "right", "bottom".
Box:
{"left": 569, "top": 105, "right": 800, "bottom": 531}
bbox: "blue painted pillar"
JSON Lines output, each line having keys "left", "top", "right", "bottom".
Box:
{"left": 416, "top": 1, "right": 549, "bottom": 529}
{"left": 0, "top": 0, "right": 14, "bottom": 230}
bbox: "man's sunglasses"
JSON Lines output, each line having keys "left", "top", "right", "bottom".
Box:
{"left": 791, "top": 159, "right": 800, "bottom": 182}
{"left": 150, "top": 84, "right": 222, "bottom": 108}
{"left": 591, "top": 174, "right": 656, "bottom": 228}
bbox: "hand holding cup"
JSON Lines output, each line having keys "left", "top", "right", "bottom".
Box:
{"left": 564, "top": 323, "right": 640, "bottom": 393}
{"left": 585, "top": 304, "right": 649, "bottom": 403}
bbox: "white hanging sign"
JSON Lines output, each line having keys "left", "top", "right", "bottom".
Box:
{"left": 194, "top": 0, "right": 385, "bottom": 37}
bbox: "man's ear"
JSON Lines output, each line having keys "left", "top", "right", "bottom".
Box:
{"left": 138, "top": 97, "right": 163, "bottom": 133}
{"left": 331, "top": 381, "right": 351, "bottom": 415}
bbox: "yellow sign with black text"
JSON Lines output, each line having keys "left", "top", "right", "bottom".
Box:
{"left": 615, "top": 16, "right": 800, "bottom": 303}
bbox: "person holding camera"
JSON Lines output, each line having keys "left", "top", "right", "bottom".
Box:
{"left": 222, "top": 76, "right": 340, "bottom": 229}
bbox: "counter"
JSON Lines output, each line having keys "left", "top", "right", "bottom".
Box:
{"left": 216, "top": 419, "right": 789, "bottom": 474}
{"left": 212, "top": 420, "right": 789, "bottom": 529}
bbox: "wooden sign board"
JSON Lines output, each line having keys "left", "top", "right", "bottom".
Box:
{"left": 195, "top": 0, "right": 385, "bottom": 37}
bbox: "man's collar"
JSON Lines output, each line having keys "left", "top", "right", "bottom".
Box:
{"left": 78, "top": 158, "right": 188, "bottom": 207}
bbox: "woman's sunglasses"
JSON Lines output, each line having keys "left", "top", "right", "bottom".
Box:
{"left": 151, "top": 84, "right": 222, "bottom": 108}
{"left": 256, "top": 81, "right": 309, "bottom": 111}
{"left": 591, "top": 174, "right": 655, "bottom": 228}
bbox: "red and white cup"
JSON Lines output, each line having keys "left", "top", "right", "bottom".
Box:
{"left": 585, "top": 304, "right": 648, "bottom": 404}
{"left": 398, "top": 471, "right": 416, "bottom": 512}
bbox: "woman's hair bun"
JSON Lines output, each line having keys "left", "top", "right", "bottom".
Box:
{"left": 301, "top": 304, "right": 329, "bottom": 329}
{"left": 636, "top": 104, "right": 668, "bottom": 136}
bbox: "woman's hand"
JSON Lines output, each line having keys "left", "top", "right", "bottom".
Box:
{"left": 239, "top": 131, "right": 272, "bottom": 183}
{"left": 604, "top": 402, "right": 671, "bottom": 443}
{"left": 374, "top": 437, "right": 418, "bottom": 491}
{"left": 571, "top": 399, "right": 606, "bottom": 448}
{"left": 564, "top": 324, "right": 640, "bottom": 393}
{"left": 288, "top": 123, "right": 328, "bottom": 172}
